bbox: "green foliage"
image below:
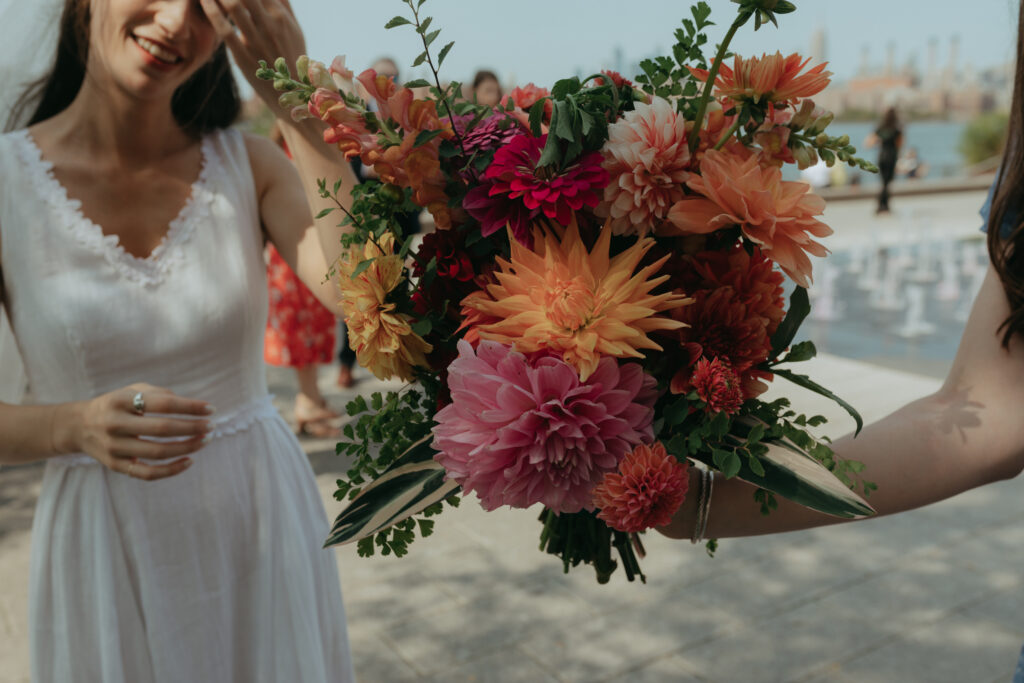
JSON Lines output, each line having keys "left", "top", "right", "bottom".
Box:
{"left": 385, "top": 0, "right": 465, "bottom": 153}
{"left": 959, "top": 111, "right": 1009, "bottom": 166}
{"left": 748, "top": 398, "right": 874, "bottom": 498}
{"left": 334, "top": 388, "right": 460, "bottom": 557}
{"left": 767, "top": 286, "right": 810, "bottom": 362}
{"left": 635, "top": 3, "right": 716, "bottom": 109}
{"left": 533, "top": 75, "right": 636, "bottom": 170}
{"left": 731, "top": 0, "right": 796, "bottom": 30}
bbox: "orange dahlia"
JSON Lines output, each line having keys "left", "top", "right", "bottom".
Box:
{"left": 667, "top": 147, "right": 831, "bottom": 287}
{"left": 688, "top": 52, "right": 831, "bottom": 106}
{"left": 337, "top": 236, "right": 432, "bottom": 381}
{"left": 593, "top": 442, "right": 690, "bottom": 533}
{"left": 461, "top": 220, "right": 690, "bottom": 380}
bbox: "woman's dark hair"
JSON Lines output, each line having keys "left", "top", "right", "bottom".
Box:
{"left": 472, "top": 69, "right": 500, "bottom": 92}
{"left": 5, "top": 0, "right": 240, "bottom": 136}
{"left": 987, "top": 1, "right": 1024, "bottom": 346}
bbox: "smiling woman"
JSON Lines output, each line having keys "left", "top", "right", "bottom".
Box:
{"left": 0, "top": 0, "right": 358, "bottom": 681}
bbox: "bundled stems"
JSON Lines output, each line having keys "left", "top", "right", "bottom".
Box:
{"left": 537, "top": 508, "right": 647, "bottom": 583}
{"left": 688, "top": 10, "right": 752, "bottom": 156}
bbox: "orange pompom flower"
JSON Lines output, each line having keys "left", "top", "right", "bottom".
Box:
{"left": 593, "top": 442, "right": 690, "bottom": 533}
{"left": 461, "top": 220, "right": 690, "bottom": 380}
{"left": 337, "top": 236, "right": 432, "bottom": 382}
{"left": 688, "top": 52, "right": 831, "bottom": 106}
{"left": 667, "top": 147, "right": 831, "bottom": 287}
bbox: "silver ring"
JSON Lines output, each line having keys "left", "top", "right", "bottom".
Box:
{"left": 132, "top": 391, "right": 145, "bottom": 415}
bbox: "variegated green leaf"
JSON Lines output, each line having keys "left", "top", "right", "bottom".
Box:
{"left": 690, "top": 438, "right": 874, "bottom": 519}
{"left": 744, "top": 439, "right": 875, "bottom": 518}
{"left": 325, "top": 436, "right": 459, "bottom": 547}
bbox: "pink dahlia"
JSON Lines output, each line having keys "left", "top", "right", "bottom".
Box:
{"left": 691, "top": 357, "right": 744, "bottom": 415}
{"left": 463, "top": 134, "right": 608, "bottom": 243}
{"left": 432, "top": 340, "right": 658, "bottom": 513}
{"left": 593, "top": 442, "right": 689, "bottom": 533}
{"left": 597, "top": 97, "right": 691, "bottom": 236}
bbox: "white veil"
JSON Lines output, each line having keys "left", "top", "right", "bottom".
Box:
{"left": 0, "top": 0, "right": 63, "bottom": 404}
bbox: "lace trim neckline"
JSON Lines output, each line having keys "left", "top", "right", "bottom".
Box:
{"left": 13, "top": 128, "right": 219, "bottom": 287}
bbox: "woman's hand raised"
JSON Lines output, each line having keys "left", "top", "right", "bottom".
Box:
{"left": 70, "top": 383, "right": 213, "bottom": 481}
{"left": 199, "top": 0, "right": 307, "bottom": 111}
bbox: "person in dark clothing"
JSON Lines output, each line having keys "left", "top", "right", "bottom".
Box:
{"left": 868, "top": 107, "right": 903, "bottom": 214}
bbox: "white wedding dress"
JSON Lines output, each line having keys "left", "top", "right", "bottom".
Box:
{"left": 0, "top": 127, "right": 355, "bottom": 683}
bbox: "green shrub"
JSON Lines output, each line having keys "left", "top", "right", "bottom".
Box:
{"left": 959, "top": 112, "right": 1009, "bottom": 165}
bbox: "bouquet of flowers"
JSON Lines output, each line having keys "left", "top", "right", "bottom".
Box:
{"left": 259, "top": 0, "right": 878, "bottom": 583}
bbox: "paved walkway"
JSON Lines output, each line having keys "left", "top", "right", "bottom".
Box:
{"left": 5, "top": 190, "right": 1024, "bottom": 682}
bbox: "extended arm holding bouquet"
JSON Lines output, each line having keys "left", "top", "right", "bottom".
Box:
{"left": 662, "top": 266, "right": 1024, "bottom": 539}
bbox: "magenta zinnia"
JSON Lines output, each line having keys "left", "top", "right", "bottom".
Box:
{"left": 432, "top": 340, "right": 658, "bottom": 514}
{"left": 463, "top": 134, "right": 608, "bottom": 243}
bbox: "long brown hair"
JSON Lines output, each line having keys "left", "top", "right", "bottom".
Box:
{"left": 5, "top": 0, "right": 240, "bottom": 136}
{"left": 987, "top": 1, "right": 1024, "bottom": 346}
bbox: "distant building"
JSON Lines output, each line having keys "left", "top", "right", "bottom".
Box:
{"left": 815, "top": 32, "right": 1010, "bottom": 120}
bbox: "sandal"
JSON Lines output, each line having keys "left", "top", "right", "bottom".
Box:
{"left": 294, "top": 403, "right": 342, "bottom": 439}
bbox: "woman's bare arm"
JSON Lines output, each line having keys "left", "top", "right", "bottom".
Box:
{"left": 245, "top": 132, "right": 352, "bottom": 315}
{"left": 201, "top": 0, "right": 359, "bottom": 316}
{"left": 660, "top": 265, "right": 1024, "bottom": 539}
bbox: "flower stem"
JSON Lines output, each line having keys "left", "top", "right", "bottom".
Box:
{"left": 713, "top": 117, "right": 743, "bottom": 151}
{"left": 406, "top": 1, "right": 467, "bottom": 157}
{"left": 688, "top": 10, "right": 752, "bottom": 157}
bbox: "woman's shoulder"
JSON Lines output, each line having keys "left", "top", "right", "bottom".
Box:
{"left": 241, "top": 131, "right": 293, "bottom": 192}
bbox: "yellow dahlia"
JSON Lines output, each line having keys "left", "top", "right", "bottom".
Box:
{"left": 338, "top": 236, "right": 432, "bottom": 381}
{"left": 462, "top": 220, "right": 690, "bottom": 380}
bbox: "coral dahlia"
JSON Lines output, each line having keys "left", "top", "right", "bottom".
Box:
{"left": 597, "top": 97, "right": 692, "bottom": 236}
{"left": 432, "top": 340, "right": 658, "bottom": 513}
{"left": 461, "top": 219, "right": 690, "bottom": 380}
{"left": 688, "top": 52, "right": 831, "bottom": 106}
{"left": 667, "top": 147, "right": 831, "bottom": 287}
{"left": 593, "top": 442, "right": 689, "bottom": 533}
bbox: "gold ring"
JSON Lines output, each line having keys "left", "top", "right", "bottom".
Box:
{"left": 128, "top": 462, "right": 136, "bottom": 478}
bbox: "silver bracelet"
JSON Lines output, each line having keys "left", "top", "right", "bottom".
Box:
{"left": 690, "top": 466, "right": 709, "bottom": 545}
{"left": 697, "top": 470, "right": 714, "bottom": 544}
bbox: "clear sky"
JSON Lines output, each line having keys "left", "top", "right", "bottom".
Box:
{"left": 288, "top": 0, "right": 1019, "bottom": 87}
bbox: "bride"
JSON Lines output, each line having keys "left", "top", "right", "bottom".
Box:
{"left": 0, "top": 0, "right": 357, "bottom": 680}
